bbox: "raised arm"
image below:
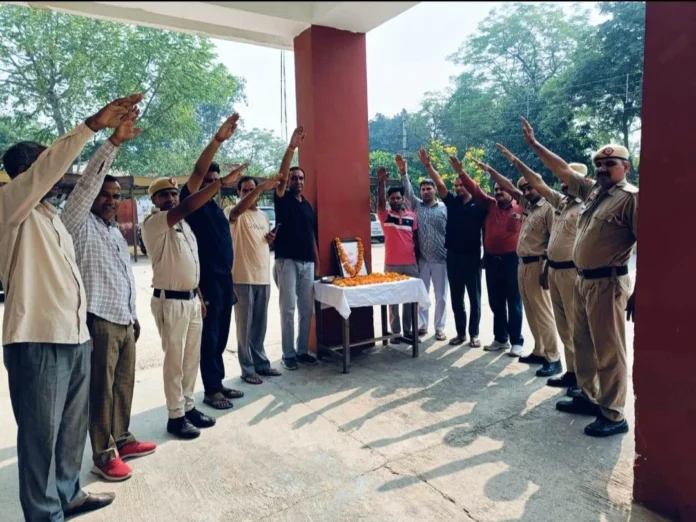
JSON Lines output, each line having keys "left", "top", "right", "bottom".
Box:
{"left": 187, "top": 114, "right": 239, "bottom": 194}
{"left": 449, "top": 155, "right": 494, "bottom": 207}
{"left": 471, "top": 157, "right": 522, "bottom": 202}
{"left": 228, "top": 174, "right": 282, "bottom": 223}
{"left": 63, "top": 109, "right": 141, "bottom": 233}
{"left": 396, "top": 153, "right": 420, "bottom": 208}
{"left": 167, "top": 163, "right": 248, "bottom": 228}
{"left": 417, "top": 148, "right": 448, "bottom": 199}
{"left": 276, "top": 125, "right": 306, "bottom": 198}
{"left": 0, "top": 93, "right": 141, "bottom": 227}
{"left": 377, "top": 167, "right": 387, "bottom": 213}
{"left": 521, "top": 116, "right": 578, "bottom": 186}
{"left": 495, "top": 143, "right": 555, "bottom": 202}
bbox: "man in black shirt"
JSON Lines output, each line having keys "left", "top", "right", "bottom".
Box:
{"left": 272, "top": 125, "right": 320, "bottom": 371}
{"left": 420, "top": 150, "right": 486, "bottom": 347}
{"left": 179, "top": 115, "right": 245, "bottom": 410}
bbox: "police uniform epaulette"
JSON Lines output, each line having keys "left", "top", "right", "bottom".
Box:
{"left": 619, "top": 183, "right": 638, "bottom": 194}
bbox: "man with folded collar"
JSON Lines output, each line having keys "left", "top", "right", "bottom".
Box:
{"left": 521, "top": 116, "right": 637, "bottom": 438}
{"left": 141, "top": 165, "right": 246, "bottom": 439}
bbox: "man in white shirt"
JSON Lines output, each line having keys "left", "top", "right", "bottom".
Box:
{"left": 141, "top": 161, "right": 247, "bottom": 439}
{"left": 1, "top": 94, "right": 142, "bottom": 521}
{"left": 225, "top": 174, "right": 282, "bottom": 384}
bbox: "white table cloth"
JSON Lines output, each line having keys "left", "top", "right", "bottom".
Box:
{"left": 313, "top": 277, "right": 430, "bottom": 319}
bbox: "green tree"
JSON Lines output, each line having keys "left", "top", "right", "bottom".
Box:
{"left": 368, "top": 150, "right": 399, "bottom": 178}
{"left": 225, "top": 128, "right": 288, "bottom": 178}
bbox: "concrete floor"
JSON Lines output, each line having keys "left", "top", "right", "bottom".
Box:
{"left": 0, "top": 246, "right": 664, "bottom": 522}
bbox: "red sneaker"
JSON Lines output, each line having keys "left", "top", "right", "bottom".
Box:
{"left": 91, "top": 457, "right": 133, "bottom": 482}
{"left": 119, "top": 440, "right": 157, "bottom": 460}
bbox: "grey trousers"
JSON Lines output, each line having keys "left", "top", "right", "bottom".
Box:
{"left": 273, "top": 258, "right": 314, "bottom": 361}
{"left": 385, "top": 264, "right": 420, "bottom": 335}
{"left": 234, "top": 283, "right": 272, "bottom": 377}
{"left": 4, "top": 341, "right": 91, "bottom": 521}
{"left": 418, "top": 260, "right": 448, "bottom": 332}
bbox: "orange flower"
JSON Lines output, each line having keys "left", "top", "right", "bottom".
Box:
{"left": 333, "top": 272, "right": 410, "bottom": 288}
{"left": 334, "top": 237, "right": 365, "bottom": 278}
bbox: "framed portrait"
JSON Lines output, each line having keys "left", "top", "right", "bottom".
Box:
{"left": 332, "top": 238, "right": 368, "bottom": 278}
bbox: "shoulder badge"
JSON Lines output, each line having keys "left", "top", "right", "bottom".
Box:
{"left": 620, "top": 183, "right": 639, "bottom": 194}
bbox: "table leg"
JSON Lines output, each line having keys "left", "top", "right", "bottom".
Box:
{"left": 343, "top": 316, "right": 351, "bottom": 374}
{"left": 411, "top": 302, "right": 419, "bottom": 358}
{"left": 381, "top": 305, "right": 388, "bottom": 346}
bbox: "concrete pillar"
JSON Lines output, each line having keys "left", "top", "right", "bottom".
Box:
{"left": 293, "top": 25, "right": 374, "bottom": 348}
{"left": 634, "top": 3, "right": 696, "bottom": 519}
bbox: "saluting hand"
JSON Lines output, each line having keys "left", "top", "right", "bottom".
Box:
{"left": 215, "top": 114, "right": 240, "bottom": 143}
{"left": 449, "top": 155, "right": 465, "bottom": 175}
{"left": 417, "top": 148, "right": 431, "bottom": 168}
{"left": 395, "top": 154, "right": 407, "bottom": 174}
{"left": 220, "top": 162, "right": 250, "bottom": 186}
{"left": 110, "top": 107, "right": 142, "bottom": 147}
{"left": 86, "top": 93, "right": 143, "bottom": 132}
{"left": 521, "top": 116, "right": 536, "bottom": 147}
{"left": 261, "top": 173, "right": 283, "bottom": 190}
{"left": 289, "top": 125, "right": 306, "bottom": 150}
{"left": 496, "top": 143, "right": 517, "bottom": 164}
{"left": 471, "top": 157, "right": 493, "bottom": 174}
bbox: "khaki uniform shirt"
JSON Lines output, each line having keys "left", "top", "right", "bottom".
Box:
{"left": 141, "top": 211, "right": 200, "bottom": 291}
{"left": 567, "top": 172, "right": 638, "bottom": 270}
{"left": 546, "top": 190, "right": 582, "bottom": 263}
{"left": 0, "top": 123, "right": 94, "bottom": 346}
{"left": 516, "top": 196, "right": 554, "bottom": 257}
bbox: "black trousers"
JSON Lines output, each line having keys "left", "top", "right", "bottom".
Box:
{"left": 446, "top": 252, "right": 482, "bottom": 338}
{"left": 484, "top": 253, "right": 524, "bottom": 346}
{"left": 199, "top": 275, "right": 234, "bottom": 394}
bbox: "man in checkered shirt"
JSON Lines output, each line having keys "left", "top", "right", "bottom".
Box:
{"left": 62, "top": 110, "right": 156, "bottom": 482}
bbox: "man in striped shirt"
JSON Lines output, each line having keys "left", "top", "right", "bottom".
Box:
{"left": 377, "top": 166, "right": 419, "bottom": 342}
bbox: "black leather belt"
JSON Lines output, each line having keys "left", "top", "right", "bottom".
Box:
{"left": 548, "top": 260, "right": 576, "bottom": 270}
{"left": 153, "top": 288, "right": 198, "bottom": 300}
{"left": 577, "top": 266, "right": 629, "bottom": 280}
{"left": 520, "top": 255, "right": 547, "bottom": 265}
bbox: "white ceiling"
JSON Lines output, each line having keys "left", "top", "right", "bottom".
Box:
{"left": 6, "top": 1, "right": 419, "bottom": 49}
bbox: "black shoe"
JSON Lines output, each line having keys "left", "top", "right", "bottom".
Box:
{"left": 567, "top": 385, "right": 582, "bottom": 398}
{"left": 185, "top": 408, "right": 216, "bottom": 429}
{"left": 536, "top": 360, "right": 563, "bottom": 378}
{"left": 547, "top": 372, "right": 577, "bottom": 388}
{"left": 282, "top": 358, "right": 298, "bottom": 370}
{"left": 297, "top": 353, "right": 319, "bottom": 365}
{"left": 584, "top": 415, "right": 629, "bottom": 437}
{"left": 556, "top": 396, "right": 601, "bottom": 416}
{"left": 64, "top": 492, "right": 116, "bottom": 517}
{"left": 518, "top": 354, "right": 546, "bottom": 365}
{"left": 167, "top": 416, "right": 201, "bottom": 439}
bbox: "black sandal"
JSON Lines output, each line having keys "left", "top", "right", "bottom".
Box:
{"left": 242, "top": 374, "right": 263, "bottom": 385}
{"left": 221, "top": 387, "right": 245, "bottom": 399}
{"left": 258, "top": 368, "right": 282, "bottom": 377}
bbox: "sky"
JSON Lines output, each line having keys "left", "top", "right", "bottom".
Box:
{"left": 212, "top": 2, "right": 602, "bottom": 140}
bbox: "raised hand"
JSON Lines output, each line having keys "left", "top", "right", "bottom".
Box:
{"left": 471, "top": 157, "right": 493, "bottom": 174}
{"left": 215, "top": 114, "right": 240, "bottom": 143}
{"left": 449, "top": 155, "right": 464, "bottom": 174}
{"left": 395, "top": 154, "right": 407, "bottom": 174}
{"left": 521, "top": 116, "right": 536, "bottom": 146}
{"left": 289, "top": 125, "right": 306, "bottom": 150}
{"left": 496, "top": 143, "right": 517, "bottom": 164}
{"left": 220, "top": 162, "right": 249, "bottom": 186}
{"left": 377, "top": 166, "right": 387, "bottom": 183}
{"left": 110, "top": 107, "right": 142, "bottom": 146}
{"left": 261, "top": 173, "right": 283, "bottom": 190}
{"left": 417, "top": 148, "right": 431, "bottom": 167}
{"left": 86, "top": 93, "right": 143, "bottom": 132}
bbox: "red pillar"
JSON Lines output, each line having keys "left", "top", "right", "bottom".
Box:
{"left": 634, "top": 3, "right": 696, "bottom": 519}
{"left": 293, "top": 26, "right": 374, "bottom": 348}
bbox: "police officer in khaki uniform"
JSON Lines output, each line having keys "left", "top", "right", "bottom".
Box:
{"left": 142, "top": 166, "right": 246, "bottom": 439}
{"left": 496, "top": 143, "right": 586, "bottom": 395}
{"left": 520, "top": 117, "right": 637, "bottom": 438}
{"left": 471, "top": 157, "right": 561, "bottom": 377}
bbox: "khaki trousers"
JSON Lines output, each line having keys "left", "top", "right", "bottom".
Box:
{"left": 87, "top": 315, "right": 136, "bottom": 466}
{"left": 518, "top": 261, "right": 559, "bottom": 361}
{"left": 151, "top": 294, "right": 203, "bottom": 419}
{"left": 548, "top": 267, "right": 578, "bottom": 373}
{"left": 573, "top": 275, "right": 631, "bottom": 422}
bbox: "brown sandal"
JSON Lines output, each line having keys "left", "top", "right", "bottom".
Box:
{"left": 242, "top": 374, "right": 263, "bottom": 385}
{"left": 221, "top": 387, "right": 245, "bottom": 399}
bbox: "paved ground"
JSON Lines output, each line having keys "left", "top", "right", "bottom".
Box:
{"left": 0, "top": 246, "right": 663, "bottom": 522}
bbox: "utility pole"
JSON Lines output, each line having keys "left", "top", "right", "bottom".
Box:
{"left": 625, "top": 72, "right": 630, "bottom": 103}
{"left": 401, "top": 109, "right": 407, "bottom": 155}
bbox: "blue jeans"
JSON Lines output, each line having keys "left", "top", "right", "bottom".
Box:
{"left": 4, "top": 341, "right": 91, "bottom": 521}
{"left": 484, "top": 253, "right": 524, "bottom": 346}
{"left": 273, "top": 258, "right": 314, "bottom": 361}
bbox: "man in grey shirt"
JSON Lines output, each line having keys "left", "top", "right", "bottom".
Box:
{"left": 399, "top": 152, "right": 449, "bottom": 340}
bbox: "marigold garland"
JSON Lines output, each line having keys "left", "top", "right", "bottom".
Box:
{"left": 333, "top": 272, "right": 410, "bottom": 288}
{"left": 334, "top": 237, "right": 364, "bottom": 277}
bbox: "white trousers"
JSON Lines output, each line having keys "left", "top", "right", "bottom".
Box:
{"left": 151, "top": 294, "right": 203, "bottom": 419}
{"left": 418, "top": 260, "right": 448, "bottom": 332}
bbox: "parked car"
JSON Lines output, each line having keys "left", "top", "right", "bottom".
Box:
{"left": 371, "top": 213, "right": 384, "bottom": 242}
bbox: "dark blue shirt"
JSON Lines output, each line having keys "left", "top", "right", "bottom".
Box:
{"left": 180, "top": 184, "right": 233, "bottom": 280}
{"left": 443, "top": 192, "right": 487, "bottom": 257}
{"left": 273, "top": 191, "right": 316, "bottom": 262}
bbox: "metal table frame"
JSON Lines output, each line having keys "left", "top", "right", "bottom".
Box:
{"left": 314, "top": 301, "right": 420, "bottom": 374}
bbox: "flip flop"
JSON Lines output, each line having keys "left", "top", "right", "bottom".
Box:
{"left": 221, "top": 387, "right": 245, "bottom": 399}
{"left": 203, "top": 396, "right": 234, "bottom": 410}
{"left": 258, "top": 368, "right": 282, "bottom": 377}
{"left": 242, "top": 374, "right": 263, "bottom": 385}
{"left": 469, "top": 337, "right": 481, "bottom": 348}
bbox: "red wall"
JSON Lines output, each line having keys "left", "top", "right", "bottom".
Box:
{"left": 634, "top": 3, "right": 696, "bottom": 519}
{"left": 294, "top": 26, "right": 374, "bottom": 348}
